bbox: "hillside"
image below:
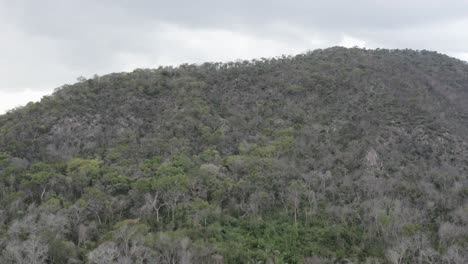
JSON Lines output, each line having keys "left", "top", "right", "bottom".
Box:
{"left": 0, "top": 47, "right": 467, "bottom": 263}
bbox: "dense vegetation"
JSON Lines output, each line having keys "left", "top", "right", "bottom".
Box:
{"left": 0, "top": 47, "right": 467, "bottom": 263}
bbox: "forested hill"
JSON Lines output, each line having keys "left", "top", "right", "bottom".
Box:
{"left": 0, "top": 47, "right": 467, "bottom": 263}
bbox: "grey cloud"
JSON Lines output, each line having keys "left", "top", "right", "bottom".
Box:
{"left": 8, "top": 1, "right": 468, "bottom": 35}
{"left": 113, "top": 0, "right": 468, "bottom": 30}
{"left": 0, "top": 0, "right": 467, "bottom": 95}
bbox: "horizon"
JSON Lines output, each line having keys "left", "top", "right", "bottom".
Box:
{"left": 1, "top": 46, "right": 466, "bottom": 114}
{"left": 1, "top": 1, "right": 468, "bottom": 113}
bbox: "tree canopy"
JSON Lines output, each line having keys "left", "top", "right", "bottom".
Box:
{"left": 0, "top": 47, "right": 467, "bottom": 263}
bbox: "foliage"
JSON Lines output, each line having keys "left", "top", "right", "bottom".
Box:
{"left": 1, "top": 47, "right": 468, "bottom": 263}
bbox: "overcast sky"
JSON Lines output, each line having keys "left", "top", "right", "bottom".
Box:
{"left": 1, "top": 0, "right": 468, "bottom": 113}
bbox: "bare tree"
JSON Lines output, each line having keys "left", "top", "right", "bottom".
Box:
{"left": 23, "top": 236, "right": 48, "bottom": 264}
{"left": 88, "top": 241, "right": 119, "bottom": 264}
{"left": 439, "top": 222, "right": 466, "bottom": 248}
{"left": 38, "top": 212, "right": 70, "bottom": 239}
{"left": 302, "top": 173, "right": 319, "bottom": 218}
{"left": 115, "top": 224, "right": 140, "bottom": 258}
{"left": 286, "top": 180, "right": 304, "bottom": 225}
{"left": 130, "top": 237, "right": 156, "bottom": 264}
{"left": 385, "top": 237, "right": 411, "bottom": 264}
{"left": 4, "top": 236, "right": 48, "bottom": 264}
{"left": 140, "top": 192, "right": 166, "bottom": 222}
{"left": 444, "top": 245, "right": 468, "bottom": 264}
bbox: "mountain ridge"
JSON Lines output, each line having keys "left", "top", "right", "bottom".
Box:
{"left": 0, "top": 47, "right": 467, "bottom": 263}
{"left": 2, "top": 47, "right": 468, "bottom": 161}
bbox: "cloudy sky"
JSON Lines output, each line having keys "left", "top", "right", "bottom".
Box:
{"left": 1, "top": 0, "right": 468, "bottom": 113}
